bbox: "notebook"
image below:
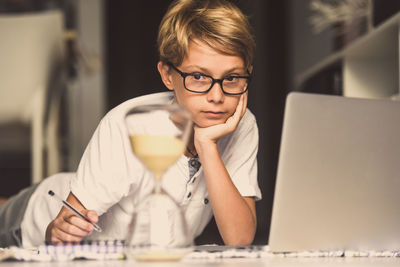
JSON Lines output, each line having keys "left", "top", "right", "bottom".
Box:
{"left": 0, "top": 241, "right": 126, "bottom": 261}
{"left": 269, "top": 92, "right": 400, "bottom": 252}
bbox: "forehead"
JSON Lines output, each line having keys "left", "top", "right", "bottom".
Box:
{"left": 180, "top": 39, "right": 245, "bottom": 72}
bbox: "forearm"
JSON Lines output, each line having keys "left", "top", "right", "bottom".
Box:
{"left": 198, "top": 143, "right": 257, "bottom": 246}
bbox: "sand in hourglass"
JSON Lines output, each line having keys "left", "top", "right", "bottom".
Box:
{"left": 130, "top": 135, "right": 185, "bottom": 180}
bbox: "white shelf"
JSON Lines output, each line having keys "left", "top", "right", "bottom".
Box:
{"left": 295, "top": 12, "right": 400, "bottom": 99}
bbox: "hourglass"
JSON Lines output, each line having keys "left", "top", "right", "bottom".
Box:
{"left": 124, "top": 104, "right": 194, "bottom": 261}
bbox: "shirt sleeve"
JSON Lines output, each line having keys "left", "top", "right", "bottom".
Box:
{"left": 70, "top": 108, "right": 145, "bottom": 215}
{"left": 220, "top": 109, "right": 262, "bottom": 201}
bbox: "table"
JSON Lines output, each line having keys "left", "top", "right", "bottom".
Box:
{"left": 1, "top": 257, "right": 400, "bottom": 267}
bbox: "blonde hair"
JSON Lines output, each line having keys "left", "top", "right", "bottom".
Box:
{"left": 158, "top": 0, "right": 255, "bottom": 69}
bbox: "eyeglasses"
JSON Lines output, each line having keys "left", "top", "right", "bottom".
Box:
{"left": 168, "top": 63, "right": 251, "bottom": 95}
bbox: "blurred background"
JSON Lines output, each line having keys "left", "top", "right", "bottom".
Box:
{"left": 0, "top": 0, "right": 399, "bottom": 244}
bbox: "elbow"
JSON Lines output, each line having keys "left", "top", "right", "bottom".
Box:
{"left": 224, "top": 235, "right": 254, "bottom": 246}
{"left": 223, "top": 230, "right": 255, "bottom": 246}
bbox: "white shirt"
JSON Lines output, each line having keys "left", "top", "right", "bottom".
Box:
{"left": 21, "top": 91, "right": 261, "bottom": 247}
{"left": 21, "top": 172, "right": 74, "bottom": 248}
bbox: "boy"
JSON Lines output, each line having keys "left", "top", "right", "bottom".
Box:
{"left": 1, "top": 0, "right": 261, "bottom": 248}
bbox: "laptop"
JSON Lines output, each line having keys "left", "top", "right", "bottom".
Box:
{"left": 269, "top": 92, "right": 400, "bottom": 252}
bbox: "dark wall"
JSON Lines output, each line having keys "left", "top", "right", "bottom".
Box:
{"left": 105, "top": 1, "right": 170, "bottom": 107}
{"left": 105, "top": 0, "right": 289, "bottom": 245}
{"left": 249, "top": 0, "right": 289, "bottom": 245}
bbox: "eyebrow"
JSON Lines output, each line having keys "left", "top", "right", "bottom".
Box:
{"left": 182, "top": 65, "right": 247, "bottom": 76}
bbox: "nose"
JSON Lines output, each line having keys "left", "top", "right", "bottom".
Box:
{"left": 206, "top": 81, "right": 224, "bottom": 103}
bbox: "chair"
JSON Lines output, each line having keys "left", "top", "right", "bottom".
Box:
{"left": 0, "top": 11, "right": 65, "bottom": 186}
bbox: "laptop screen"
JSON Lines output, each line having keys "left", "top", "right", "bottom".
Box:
{"left": 269, "top": 92, "right": 400, "bottom": 252}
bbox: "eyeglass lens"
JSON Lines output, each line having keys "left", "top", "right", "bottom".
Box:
{"left": 185, "top": 74, "right": 247, "bottom": 94}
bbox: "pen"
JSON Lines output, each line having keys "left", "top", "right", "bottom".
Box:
{"left": 48, "top": 190, "right": 102, "bottom": 232}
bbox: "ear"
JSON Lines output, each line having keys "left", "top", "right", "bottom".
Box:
{"left": 157, "top": 61, "right": 174, "bottom": 90}
{"left": 247, "top": 65, "right": 253, "bottom": 75}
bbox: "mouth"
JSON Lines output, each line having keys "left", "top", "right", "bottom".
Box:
{"left": 201, "top": 111, "right": 226, "bottom": 119}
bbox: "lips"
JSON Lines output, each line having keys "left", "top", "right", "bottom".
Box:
{"left": 202, "top": 110, "right": 226, "bottom": 119}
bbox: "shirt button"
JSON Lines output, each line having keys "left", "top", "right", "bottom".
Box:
{"left": 204, "top": 198, "right": 209, "bottom": 204}
{"left": 192, "top": 177, "right": 196, "bottom": 183}
{"left": 187, "top": 192, "right": 192, "bottom": 198}
{"left": 190, "top": 160, "right": 196, "bottom": 166}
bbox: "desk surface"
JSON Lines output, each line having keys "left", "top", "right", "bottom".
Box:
{"left": 1, "top": 257, "right": 400, "bottom": 267}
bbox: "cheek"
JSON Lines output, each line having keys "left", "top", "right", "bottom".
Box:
{"left": 174, "top": 95, "right": 204, "bottom": 125}
{"left": 226, "top": 98, "right": 241, "bottom": 114}
{"left": 174, "top": 90, "right": 199, "bottom": 114}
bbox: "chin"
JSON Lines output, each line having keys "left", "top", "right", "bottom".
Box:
{"left": 195, "top": 118, "right": 227, "bottom": 128}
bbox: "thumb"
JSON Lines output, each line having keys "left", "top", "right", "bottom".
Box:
{"left": 84, "top": 210, "right": 99, "bottom": 223}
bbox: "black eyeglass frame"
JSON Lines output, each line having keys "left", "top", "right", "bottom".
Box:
{"left": 167, "top": 63, "right": 251, "bottom": 95}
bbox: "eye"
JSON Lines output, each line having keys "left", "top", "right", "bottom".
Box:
{"left": 225, "top": 76, "right": 239, "bottom": 82}
{"left": 191, "top": 73, "right": 206, "bottom": 80}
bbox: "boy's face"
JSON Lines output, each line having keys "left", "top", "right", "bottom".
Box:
{"left": 158, "top": 40, "right": 250, "bottom": 128}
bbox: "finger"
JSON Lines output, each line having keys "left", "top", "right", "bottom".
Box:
{"left": 241, "top": 92, "right": 248, "bottom": 118}
{"left": 232, "top": 94, "right": 243, "bottom": 119}
{"left": 53, "top": 212, "right": 94, "bottom": 236}
{"left": 66, "top": 214, "right": 95, "bottom": 233}
{"left": 49, "top": 218, "right": 90, "bottom": 243}
{"left": 51, "top": 226, "right": 85, "bottom": 243}
{"left": 85, "top": 210, "right": 99, "bottom": 223}
{"left": 231, "top": 94, "right": 244, "bottom": 122}
{"left": 225, "top": 97, "right": 243, "bottom": 130}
